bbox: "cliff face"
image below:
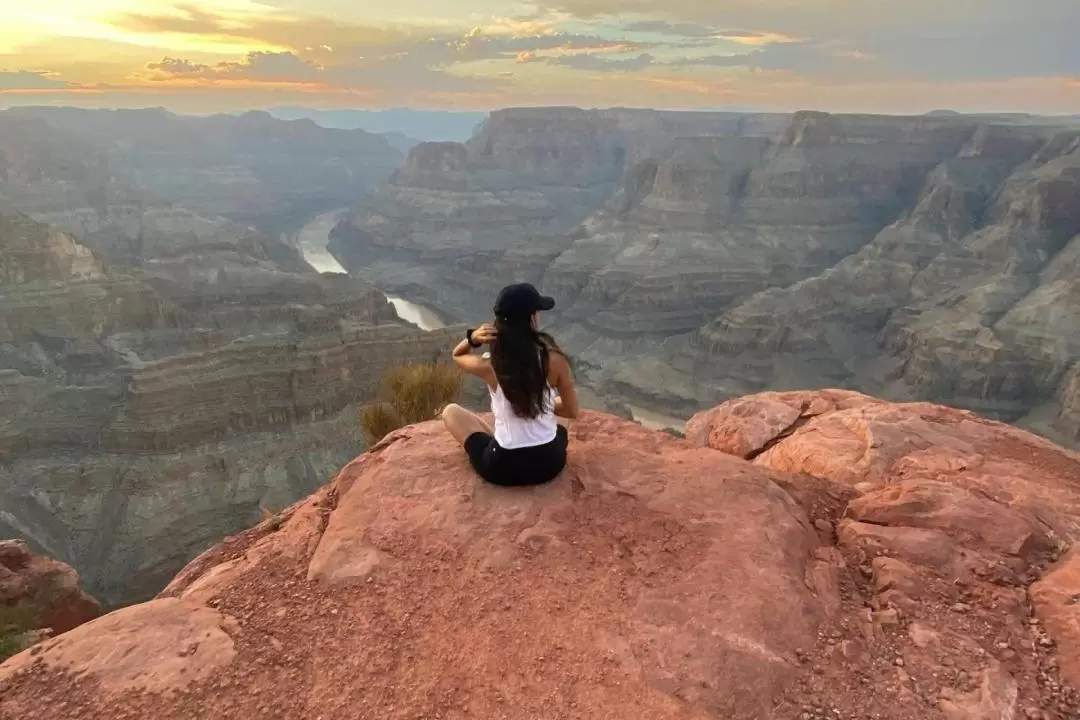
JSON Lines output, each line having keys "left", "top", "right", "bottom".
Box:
{"left": 2, "top": 392, "right": 1078, "bottom": 719}
{"left": 0, "top": 211, "right": 462, "bottom": 604}
{"left": 694, "top": 124, "right": 1080, "bottom": 435}
{"left": 332, "top": 107, "right": 1080, "bottom": 441}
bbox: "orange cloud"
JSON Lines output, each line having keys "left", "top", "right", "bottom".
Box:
{"left": 1, "top": 1, "right": 1077, "bottom": 114}
{"left": 716, "top": 30, "right": 800, "bottom": 46}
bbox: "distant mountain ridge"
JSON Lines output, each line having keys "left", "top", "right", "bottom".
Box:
{"left": 1, "top": 106, "right": 405, "bottom": 236}
{"left": 267, "top": 106, "right": 489, "bottom": 143}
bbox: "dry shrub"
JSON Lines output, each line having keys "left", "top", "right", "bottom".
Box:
{"left": 0, "top": 604, "right": 36, "bottom": 661}
{"left": 359, "top": 402, "right": 401, "bottom": 446}
{"left": 360, "top": 363, "right": 463, "bottom": 445}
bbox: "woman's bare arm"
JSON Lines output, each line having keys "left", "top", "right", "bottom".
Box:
{"left": 452, "top": 326, "right": 496, "bottom": 387}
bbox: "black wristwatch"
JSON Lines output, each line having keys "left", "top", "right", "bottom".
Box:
{"left": 466, "top": 328, "right": 480, "bottom": 348}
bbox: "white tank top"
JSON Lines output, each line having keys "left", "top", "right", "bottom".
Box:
{"left": 490, "top": 383, "right": 558, "bottom": 449}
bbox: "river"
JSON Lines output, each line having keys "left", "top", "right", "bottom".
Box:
{"left": 291, "top": 211, "right": 684, "bottom": 430}
{"left": 385, "top": 296, "right": 446, "bottom": 331}
{"left": 291, "top": 209, "right": 447, "bottom": 332}
{"left": 288, "top": 209, "right": 349, "bottom": 274}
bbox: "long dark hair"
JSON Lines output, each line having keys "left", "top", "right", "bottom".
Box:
{"left": 491, "top": 312, "right": 565, "bottom": 418}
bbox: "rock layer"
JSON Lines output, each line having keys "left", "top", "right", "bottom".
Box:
{"left": 332, "top": 107, "right": 1080, "bottom": 443}
{"left": 2, "top": 392, "right": 1079, "bottom": 718}
{"left": 0, "top": 211, "right": 463, "bottom": 604}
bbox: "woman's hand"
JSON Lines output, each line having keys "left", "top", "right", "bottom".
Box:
{"left": 472, "top": 323, "right": 497, "bottom": 345}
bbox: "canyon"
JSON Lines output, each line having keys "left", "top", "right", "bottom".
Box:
{"left": 331, "top": 107, "right": 1080, "bottom": 448}
{"left": 0, "top": 209, "right": 464, "bottom": 606}
{"left": 4, "top": 101, "right": 1080, "bottom": 608}
{"left": 0, "top": 109, "right": 466, "bottom": 606}
{"left": 3, "top": 102, "right": 1080, "bottom": 717}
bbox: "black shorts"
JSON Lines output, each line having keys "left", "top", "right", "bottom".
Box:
{"left": 464, "top": 426, "right": 569, "bottom": 487}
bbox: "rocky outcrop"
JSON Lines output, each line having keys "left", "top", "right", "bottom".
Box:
{"left": 0, "top": 211, "right": 466, "bottom": 605}
{"left": 687, "top": 390, "right": 1080, "bottom": 715}
{"left": 0, "top": 540, "right": 99, "bottom": 639}
{"left": 331, "top": 107, "right": 1080, "bottom": 445}
{"left": 2, "top": 391, "right": 1078, "bottom": 719}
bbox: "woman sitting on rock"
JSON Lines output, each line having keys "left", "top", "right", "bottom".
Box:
{"left": 441, "top": 283, "right": 579, "bottom": 486}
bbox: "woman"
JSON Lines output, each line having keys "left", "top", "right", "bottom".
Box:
{"left": 441, "top": 283, "right": 579, "bottom": 486}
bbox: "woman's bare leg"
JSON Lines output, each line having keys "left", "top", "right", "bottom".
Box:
{"left": 440, "top": 403, "right": 493, "bottom": 446}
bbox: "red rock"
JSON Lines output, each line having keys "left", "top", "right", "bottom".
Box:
{"left": 872, "top": 556, "right": 925, "bottom": 610}
{"left": 939, "top": 662, "right": 1019, "bottom": 720}
{"left": 0, "top": 540, "right": 99, "bottom": 634}
{"left": 838, "top": 520, "right": 965, "bottom": 575}
{"left": 1031, "top": 549, "right": 1080, "bottom": 687}
{"left": 0, "top": 411, "right": 834, "bottom": 719}
{"left": 697, "top": 392, "right": 1080, "bottom": 539}
{"left": 0, "top": 598, "right": 237, "bottom": 694}
{"left": 685, "top": 389, "right": 856, "bottom": 458}
{"left": 847, "top": 479, "right": 1054, "bottom": 561}
{"left": 4, "top": 393, "right": 1080, "bottom": 719}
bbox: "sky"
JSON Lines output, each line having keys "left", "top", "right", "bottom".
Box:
{"left": 1, "top": 0, "right": 1078, "bottom": 115}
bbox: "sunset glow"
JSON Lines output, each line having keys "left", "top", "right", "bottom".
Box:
{"left": 0, "top": 0, "right": 1076, "bottom": 113}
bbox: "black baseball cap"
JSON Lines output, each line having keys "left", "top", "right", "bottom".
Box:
{"left": 493, "top": 283, "right": 555, "bottom": 316}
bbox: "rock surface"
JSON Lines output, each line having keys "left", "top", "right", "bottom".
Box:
{"left": 3, "top": 392, "right": 1079, "bottom": 718}
{"left": 0, "top": 540, "right": 99, "bottom": 637}
{"left": 332, "top": 107, "right": 1080, "bottom": 444}
{"left": 0, "top": 210, "right": 466, "bottom": 605}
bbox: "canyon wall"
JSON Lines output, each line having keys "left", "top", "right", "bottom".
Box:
{"left": 0, "top": 210, "right": 462, "bottom": 604}
{"left": 332, "top": 107, "right": 1080, "bottom": 443}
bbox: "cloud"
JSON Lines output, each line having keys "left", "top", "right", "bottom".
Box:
{"left": 219, "top": 51, "right": 322, "bottom": 81}
{"left": 539, "top": 53, "right": 656, "bottom": 72}
{"left": 146, "top": 57, "right": 211, "bottom": 76}
{"left": 144, "top": 48, "right": 504, "bottom": 99}
{"left": 537, "top": 0, "right": 1080, "bottom": 81}
{"left": 147, "top": 51, "right": 322, "bottom": 82}
{"left": 622, "top": 21, "right": 782, "bottom": 44}
{"left": 119, "top": 6, "right": 650, "bottom": 80}
{"left": 126, "top": 5, "right": 659, "bottom": 96}
{"left": 715, "top": 30, "right": 767, "bottom": 40}
{"left": 670, "top": 43, "right": 869, "bottom": 75}
{"left": 6, "top": 0, "right": 1079, "bottom": 111}
{"left": 0, "top": 70, "right": 70, "bottom": 90}
{"left": 114, "top": 3, "right": 235, "bottom": 36}
{"left": 623, "top": 20, "right": 718, "bottom": 38}
{"left": 110, "top": 4, "right": 408, "bottom": 55}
